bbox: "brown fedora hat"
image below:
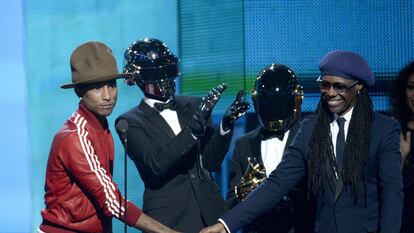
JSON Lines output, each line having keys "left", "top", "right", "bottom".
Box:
{"left": 61, "top": 41, "right": 131, "bottom": 89}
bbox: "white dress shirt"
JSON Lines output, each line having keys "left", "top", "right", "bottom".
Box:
{"left": 144, "top": 97, "right": 182, "bottom": 135}
{"left": 330, "top": 107, "right": 353, "bottom": 158}
{"left": 261, "top": 130, "right": 290, "bottom": 177}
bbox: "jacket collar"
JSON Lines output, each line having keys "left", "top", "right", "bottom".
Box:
{"left": 143, "top": 96, "right": 171, "bottom": 108}
{"left": 137, "top": 96, "right": 193, "bottom": 139}
{"left": 77, "top": 103, "right": 109, "bottom": 132}
{"left": 331, "top": 106, "right": 354, "bottom": 123}
{"left": 248, "top": 128, "right": 264, "bottom": 164}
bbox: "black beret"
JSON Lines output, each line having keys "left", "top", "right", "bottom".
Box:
{"left": 319, "top": 50, "right": 375, "bottom": 87}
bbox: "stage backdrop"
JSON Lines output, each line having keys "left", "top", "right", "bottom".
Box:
{"left": 0, "top": 0, "right": 30, "bottom": 232}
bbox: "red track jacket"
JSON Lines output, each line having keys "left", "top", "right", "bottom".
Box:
{"left": 40, "top": 104, "right": 142, "bottom": 233}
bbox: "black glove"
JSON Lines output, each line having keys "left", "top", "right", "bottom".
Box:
{"left": 189, "top": 83, "right": 227, "bottom": 137}
{"left": 222, "top": 89, "right": 250, "bottom": 131}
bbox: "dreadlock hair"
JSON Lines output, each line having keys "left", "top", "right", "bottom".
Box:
{"left": 390, "top": 60, "right": 414, "bottom": 133}
{"left": 308, "top": 87, "right": 373, "bottom": 203}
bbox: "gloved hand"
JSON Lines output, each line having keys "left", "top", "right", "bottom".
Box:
{"left": 189, "top": 83, "right": 227, "bottom": 137}
{"left": 222, "top": 89, "right": 250, "bottom": 131}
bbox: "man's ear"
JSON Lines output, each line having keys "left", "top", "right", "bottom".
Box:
{"left": 356, "top": 83, "right": 364, "bottom": 94}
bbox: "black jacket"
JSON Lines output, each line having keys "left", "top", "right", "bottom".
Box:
{"left": 116, "top": 95, "right": 232, "bottom": 232}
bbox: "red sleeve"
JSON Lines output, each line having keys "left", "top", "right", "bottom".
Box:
{"left": 60, "top": 133, "right": 142, "bottom": 226}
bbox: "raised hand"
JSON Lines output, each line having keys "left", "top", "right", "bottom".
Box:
{"left": 199, "top": 223, "right": 227, "bottom": 233}
{"left": 189, "top": 84, "right": 227, "bottom": 137}
{"left": 222, "top": 89, "right": 250, "bottom": 131}
{"left": 199, "top": 83, "right": 227, "bottom": 121}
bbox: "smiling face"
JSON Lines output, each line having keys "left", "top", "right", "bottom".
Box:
{"left": 80, "top": 80, "right": 118, "bottom": 117}
{"left": 406, "top": 75, "right": 414, "bottom": 113}
{"left": 320, "top": 75, "right": 363, "bottom": 116}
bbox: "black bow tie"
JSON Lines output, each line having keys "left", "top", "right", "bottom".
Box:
{"left": 154, "top": 100, "right": 177, "bottom": 112}
{"left": 260, "top": 129, "right": 285, "bottom": 141}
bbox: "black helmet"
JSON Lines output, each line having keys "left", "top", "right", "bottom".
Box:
{"left": 123, "top": 38, "right": 179, "bottom": 101}
{"left": 252, "top": 64, "right": 303, "bottom": 132}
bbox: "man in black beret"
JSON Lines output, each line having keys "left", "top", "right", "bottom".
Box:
{"left": 201, "top": 50, "right": 403, "bottom": 233}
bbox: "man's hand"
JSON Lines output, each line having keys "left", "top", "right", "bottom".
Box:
{"left": 189, "top": 84, "right": 227, "bottom": 137}
{"left": 199, "top": 222, "right": 227, "bottom": 233}
{"left": 199, "top": 83, "right": 227, "bottom": 120}
{"left": 135, "top": 213, "right": 181, "bottom": 233}
{"left": 401, "top": 131, "right": 411, "bottom": 167}
{"left": 222, "top": 89, "right": 250, "bottom": 131}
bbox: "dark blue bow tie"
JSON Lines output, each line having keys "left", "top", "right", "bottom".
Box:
{"left": 154, "top": 100, "right": 177, "bottom": 112}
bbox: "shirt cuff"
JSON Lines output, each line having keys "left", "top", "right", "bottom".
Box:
{"left": 125, "top": 201, "right": 143, "bottom": 227}
{"left": 218, "top": 218, "right": 231, "bottom": 233}
{"left": 220, "top": 122, "right": 231, "bottom": 135}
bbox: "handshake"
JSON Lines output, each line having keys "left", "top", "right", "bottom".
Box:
{"left": 189, "top": 83, "right": 250, "bottom": 137}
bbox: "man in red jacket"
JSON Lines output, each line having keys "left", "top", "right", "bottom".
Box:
{"left": 39, "top": 41, "right": 178, "bottom": 233}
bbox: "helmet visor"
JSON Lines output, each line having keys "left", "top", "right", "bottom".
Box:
{"left": 126, "top": 63, "right": 179, "bottom": 83}
{"left": 257, "top": 89, "right": 295, "bottom": 124}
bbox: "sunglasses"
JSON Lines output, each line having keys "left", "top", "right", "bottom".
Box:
{"left": 316, "top": 76, "right": 359, "bottom": 94}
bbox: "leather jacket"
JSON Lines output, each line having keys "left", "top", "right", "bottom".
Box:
{"left": 40, "top": 104, "right": 142, "bottom": 233}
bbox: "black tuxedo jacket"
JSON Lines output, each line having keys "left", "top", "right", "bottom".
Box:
{"left": 221, "top": 112, "right": 403, "bottom": 233}
{"left": 227, "top": 123, "right": 314, "bottom": 233}
{"left": 116, "top": 96, "right": 232, "bottom": 232}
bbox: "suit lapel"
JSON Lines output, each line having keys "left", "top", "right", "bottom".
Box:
{"left": 325, "top": 157, "right": 337, "bottom": 198}
{"left": 284, "top": 122, "right": 300, "bottom": 151}
{"left": 249, "top": 128, "right": 263, "bottom": 164}
{"left": 137, "top": 100, "right": 176, "bottom": 139}
{"left": 175, "top": 97, "right": 193, "bottom": 130}
{"left": 334, "top": 174, "right": 344, "bottom": 201}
